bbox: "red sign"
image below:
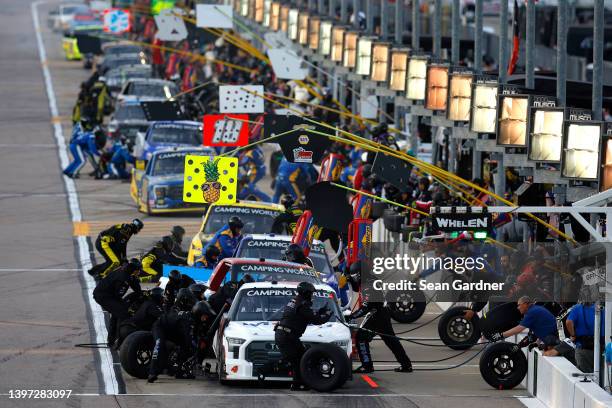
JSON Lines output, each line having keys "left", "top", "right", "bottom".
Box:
{"left": 203, "top": 114, "right": 250, "bottom": 147}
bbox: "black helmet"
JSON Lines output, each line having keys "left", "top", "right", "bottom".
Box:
{"left": 205, "top": 245, "right": 221, "bottom": 259}
{"left": 419, "top": 177, "right": 430, "bottom": 189}
{"left": 280, "top": 194, "right": 295, "bottom": 209}
{"left": 171, "top": 226, "right": 185, "bottom": 239}
{"left": 240, "top": 274, "right": 254, "bottom": 284}
{"left": 283, "top": 243, "right": 307, "bottom": 264}
{"left": 349, "top": 261, "right": 362, "bottom": 276}
{"left": 150, "top": 287, "right": 164, "bottom": 304}
{"left": 169, "top": 269, "right": 182, "bottom": 282}
{"left": 132, "top": 218, "right": 144, "bottom": 233}
{"left": 160, "top": 236, "right": 174, "bottom": 252}
{"left": 175, "top": 288, "right": 197, "bottom": 311}
{"left": 192, "top": 300, "right": 216, "bottom": 320}
{"left": 189, "top": 283, "right": 207, "bottom": 300}
{"left": 80, "top": 116, "right": 93, "bottom": 130}
{"left": 127, "top": 258, "right": 141, "bottom": 272}
{"left": 94, "top": 128, "right": 107, "bottom": 149}
{"left": 296, "top": 281, "right": 316, "bottom": 299}
{"left": 228, "top": 216, "right": 244, "bottom": 229}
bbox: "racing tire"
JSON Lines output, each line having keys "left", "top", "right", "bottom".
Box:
{"left": 388, "top": 290, "right": 426, "bottom": 323}
{"left": 479, "top": 341, "right": 527, "bottom": 390}
{"left": 299, "top": 344, "right": 350, "bottom": 392}
{"left": 437, "top": 307, "right": 481, "bottom": 350}
{"left": 119, "top": 331, "right": 154, "bottom": 379}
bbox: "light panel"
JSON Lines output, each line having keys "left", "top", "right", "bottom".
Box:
{"left": 561, "top": 122, "right": 602, "bottom": 180}
{"left": 470, "top": 82, "right": 498, "bottom": 133}
{"left": 342, "top": 31, "right": 358, "bottom": 68}
{"left": 319, "top": 21, "right": 333, "bottom": 56}
{"left": 270, "top": 2, "right": 280, "bottom": 31}
{"left": 308, "top": 17, "right": 321, "bottom": 50}
{"left": 298, "top": 12, "right": 309, "bottom": 45}
{"left": 406, "top": 57, "right": 428, "bottom": 100}
{"left": 331, "top": 26, "right": 345, "bottom": 62}
{"left": 447, "top": 72, "right": 472, "bottom": 121}
{"left": 254, "top": 0, "right": 264, "bottom": 22}
{"left": 389, "top": 49, "right": 408, "bottom": 91}
{"left": 263, "top": 0, "right": 272, "bottom": 25}
{"left": 528, "top": 109, "right": 564, "bottom": 162}
{"left": 248, "top": 0, "right": 255, "bottom": 19}
{"left": 600, "top": 124, "right": 612, "bottom": 191}
{"left": 497, "top": 95, "right": 529, "bottom": 146}
{"left": 288, "top": 8, "right": 299, "bottom": 40}
{"left": 425, "top": 64, "right": 449, "bottom": 111}
{"left": 370, "top": 43, "right": 390, "bottom": 82}
{"left": 280, "top": 5, "right": 289, "bottom": 33}
{"left": 240, "top": 0, "right": 249, "bottom": 17}
{"left": 356, "top": 37, "right": 373, "bottom": 76}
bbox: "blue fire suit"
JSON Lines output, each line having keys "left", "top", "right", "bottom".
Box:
{"left": 63, "top": 125, "right": 99, "bottom": 178}
{"left": 238, "top": 147, "right": 270, "bottom": 201}
{"left": 272, "top": 158, "right": 317, "bottom": 203}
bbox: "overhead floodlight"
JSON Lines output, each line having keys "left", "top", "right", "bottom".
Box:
{"left": 331, "top": 26, "right": 346, "bottom": 62}
{"left": 319, "top": 20, "right": 333, "bottom": 56}
{"left": 389, "top": 49, "right": 409, "bottom": 91}
{"left": 370, "top": 42, "right": 390, "bottom": 82}
{"left": 446, "top": 69, "right": 473, "bottom": 121}
{"left": 406, "top": 55, "right": 429, "bottom": 100}
{"left": 425, "top": 62, "right": 449, "bottom": 111}
{"left": 263, "top": 0, "right": 272, "bottom": 26}
{"left": 288, "top": 8, "right": 299, "bottom": 40}
{"left": 280, "top": 5, "right": 289, "bottom": 33}
{"left": 356, "top": 37, "right": 374, "bottom": 76}
{"left": 342, "top": 31, "right": 358, "bottom": 68}
{"left": 599, "top": 123, "right": 612, "bottom": 191}
{"left": 308, "top": 16, "right": 321, "bottom": 50}
{"left": 561, "top": 119, "right": 602, "bottom": 181}
{"left": 497, "top": 94, "right": 529, "bottom": 146}
{"left": 298, "top": 12, "right": 310, "bottom": 45}
{"left": 270, "top": 2, "right": 281, "bottom": 31}
{"left": 469, "top": 76, "right": 499, "bottom": 133}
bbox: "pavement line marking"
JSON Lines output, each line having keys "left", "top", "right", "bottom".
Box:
{"left": 32, "top": 0, "right": 119, "bottom": 396}
{"left": 0, "top": 319, "right": 82, "bottom": 329}
{"left": 0, "top": 144, "right": 56, "bottom": 147}
{"left": 360, "top": 374, "right": 379, "bottom": 388}
{"left": 0, "top": 349, "right": 91, "bottom": 355}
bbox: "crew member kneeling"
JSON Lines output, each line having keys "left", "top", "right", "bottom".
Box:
{"left": 274, "top": 282, "right": 332, "bottom": 390}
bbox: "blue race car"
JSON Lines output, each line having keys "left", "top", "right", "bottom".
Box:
{"left": 134, "top": 121, "right": 203, "bottom": 162}
{"left": 130, "top": 146, "right": 215, "bottom": 215}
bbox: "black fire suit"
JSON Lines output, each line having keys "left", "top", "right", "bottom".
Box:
{"left": 352, "top": 301, "right": 412, "bottom": 370}
{"left": 208, "top": 281, "right": 241, "bottom": 314}
{"left": 93, "top": 264, "right": 142, "bottom": 344}
{"left": 90, "top": 224, "right": 132, "bottom": 278}
{"left": 118, "top": 299, "right": 164, "bottom": 344}
{"left": 149, "top": 309, "right": 195, "bottom": 378}
{"left": 271, "top": 205, "right": 303, "bottom": 234}
{"left": 164, "top": 275, "right": 196, "bottom": 309}
{"left": 274, "top": 295, "right": 331, "bottom": 384}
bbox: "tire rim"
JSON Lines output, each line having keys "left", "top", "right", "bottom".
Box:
{"left": 136, "top": 347, "right": 152, "bottom": 366}
{"left": 491, "top": 353, "right": 515, "bottom": 378}
{"left": 447, "top": 316, "right": 473, "bottom": 343}
{"left": 314, "top": 357, "right": 335, "bottom": 379}
{"left": 394, "top": 294, "right": 415, "bottom": 313}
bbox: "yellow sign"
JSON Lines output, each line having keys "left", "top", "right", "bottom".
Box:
{"left": 183, "top": 155, "right": 238, "bottom": 204}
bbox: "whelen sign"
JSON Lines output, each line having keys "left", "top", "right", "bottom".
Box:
{"left": 431, "top": 211, "right": 492, "bottom": 233}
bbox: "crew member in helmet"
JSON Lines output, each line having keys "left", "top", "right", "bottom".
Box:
{"left": 274, "top": 282, "right": 333, "bottom": 390}
{"left": 194, "top": 245, "right": 221, "bottom": 269}
{"left": 169, "top": 226, "right": 189, "bottom": 262}
{"left": 89, "top": 219, "right": 144, "bottom": 279}
{"left": 271, "top": 194, "right": 304, "bottom": 234}
{"left": 117, "top": 287, "right": 165, "bottom": 346}
{"left": 164, "top": 270, "right": 196, "bottom": 309}
{"left": 140, "top": 236, "right": 176, "bottom": 283}
{"left": 282, "top": 243, "right": 314, "bottom": 268}
{"left": 93, "top": 258, "right": 143, "bottom": 346}
{"left": 347, "top": 262, "right": 413, "bottom": 374}
{"left": 205, "top": 216, "right": 244, "bottom": 260}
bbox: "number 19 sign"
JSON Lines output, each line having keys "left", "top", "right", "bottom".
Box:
{"left": 103, "top": 8, "right": 131, "bottom": 34}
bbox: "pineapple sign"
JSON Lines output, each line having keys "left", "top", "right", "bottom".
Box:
{"left": 183, "top": 155, "right": 238, "bottom": 205}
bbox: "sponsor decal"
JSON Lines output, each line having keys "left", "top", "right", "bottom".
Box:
{"left": 158, "top": 152, "right": 188, "bottom": 160}
{"left": 244, "top": 289, "right": 330, "bottom": 297}
{"left": 212, "top": 206, "right": 280, "bottom": 217}
{"left": 293, "top": 147, "right": 314, "bottom": 163}
{"left": 237, "top": 264, "right": 318, "bottom": 276}
{"left": 432, "top": 213, "right": 492, "bottom": 232}
{"left": 298, "top": 134, "right": 309, "bottom": 145}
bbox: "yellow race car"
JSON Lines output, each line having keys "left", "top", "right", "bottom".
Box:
{"left": 187, "top": 200, "right": 284, "bottom": 265}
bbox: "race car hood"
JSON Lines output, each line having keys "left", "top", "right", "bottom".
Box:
{"left": 223, "top": 321, "right": 351, "bottom": 343}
